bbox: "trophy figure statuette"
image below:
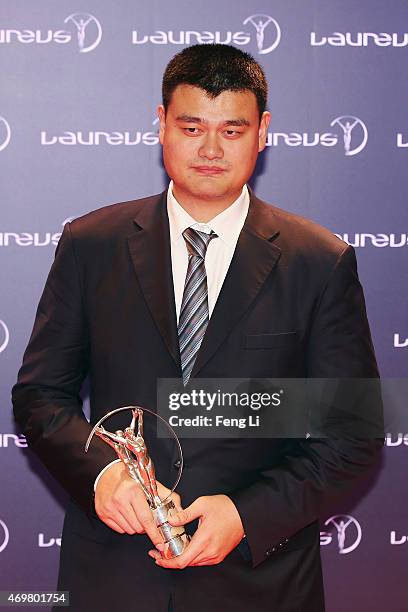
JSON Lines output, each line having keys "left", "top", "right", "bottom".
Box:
{"left": 85, "top": 406, "right": 190, "bottom": 559}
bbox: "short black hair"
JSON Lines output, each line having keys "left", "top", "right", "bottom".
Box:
{"left": 162, "top": 44, "right": 268, "bottom": 120}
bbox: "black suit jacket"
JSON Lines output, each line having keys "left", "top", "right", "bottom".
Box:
{"left": 12, "top": 191, "right": 381, "bottom": 612}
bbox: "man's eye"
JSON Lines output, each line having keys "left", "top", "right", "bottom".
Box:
{"left": 225, "top": 130, "right": 241, "bottom": 137}
{"left": 183, "top": 127, "right": 201, "bottom": 134}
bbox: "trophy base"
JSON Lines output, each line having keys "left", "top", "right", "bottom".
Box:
{"left": 161, "top": 532, "right": 191, "bottom": 560}
{"left": 152, "top": 499, "right": 191, "bottom": 559}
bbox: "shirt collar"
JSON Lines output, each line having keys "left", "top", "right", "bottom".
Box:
{"left": 167, "top": 181, "right": 249, "bottom": 246}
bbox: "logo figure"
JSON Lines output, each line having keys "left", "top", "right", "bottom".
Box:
{"left": 64, "top": 13, "right": 102, "bottom": 53}
{"left": 330, "top": 115, "right": 368, "bottom": 156}
{"left": 325, "top": 514, "right": 362, "bottom": 554}
{"left": 0, "top": 320, "right": 9, "bottom": 353}
{"left": 0, "top": 520, "right": 9, "bottom": 553}
{"left": 0, "top": 116, "right": 11, "bottom": 152}
{"left": 243, "top": 14, "right": 281, "bottom": 54}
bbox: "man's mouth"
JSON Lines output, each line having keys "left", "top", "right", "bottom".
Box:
{"left": 191, "top": 165, "right": 226, "bottom": 175}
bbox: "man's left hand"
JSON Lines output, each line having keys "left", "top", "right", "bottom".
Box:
{"left": 148, "top": 494, "right": 244, "bottom": 568}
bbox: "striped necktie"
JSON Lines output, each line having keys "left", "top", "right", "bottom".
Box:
{"left": 178, "top": 227, "right": 218, "bottom": 385}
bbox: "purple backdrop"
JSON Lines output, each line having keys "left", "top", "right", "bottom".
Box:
{"left": 0, "top": 1, "right": 406, "bottom": 610}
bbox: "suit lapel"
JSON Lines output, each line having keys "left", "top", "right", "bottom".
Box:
{"left": 127, "top": 193, "right": 181, "bottom": 372}
{"left": 126, "top": 191, "right": 281, "bottom": 378}
{"left": 191, "top": 193, "right": 281, "bottom": 378}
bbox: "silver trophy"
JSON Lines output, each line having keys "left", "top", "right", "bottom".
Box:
{"left": 85, "top": 406, "right": 190, "bottom": 559}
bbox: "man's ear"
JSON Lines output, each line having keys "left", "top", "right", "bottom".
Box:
{"left": 157, "top": 105, "right": 166, "bottom": 144}
{"left": 258, "top": 111, "right": 271, "bottom": 152}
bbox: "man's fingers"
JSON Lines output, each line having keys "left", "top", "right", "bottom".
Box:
{"left": 148, "top": 549, "right": 162, "bottom": 560}
{"left": 151, "top": 529, "right": 208, "bottom": 569}
{"left": 187, "top": 547, "right": 223, "bottom": 566}
{"left": 157, "top": 483, "right": 182, "bottom": 511}
{"left": 142, "top": 516, "right": 164, "bottom": 549}
{"left": 127, "top": 490, "right": 163, "bottom": 546}
{"left": 171, "top": 491, "right": 182, "bottom": 513}
{"left": 148, "top": 536, "right": 227, "bottom": 569}
{"left": 110, "top": 491, "right": 145, "bottom": 533}
{"left": 109, "top": 506, "right": 139, "bottom": 534}
{"left": 104, "top": 518, "right": 125, "bottom": 534}
{"left": 157, "top": 482, "right": 172, "bottom": 500}
{"left": 96, "top": 472, "right": 183, "bottom": 545}
{"left": 97, "top": 492, "right": 141, "bottom": 534}
{"left": 168, "top": 508, "right": 190, "bottom": 527}
{"left": 190, "top": 558, "right": 220, "bottom": 566}
{"left": 99, "top": 502, "right": 162, "bottom": 544}
{"left": 128, "top": 493, "right": 150, "bottom": 533}
{"left": 168, "top": 497, "right": 203, "bottom": 527}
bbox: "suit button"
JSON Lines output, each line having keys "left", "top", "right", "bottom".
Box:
{"left": 173, "top": 460, "right": 182, "bottom": 469}
{"left": 266, "top": 550, "right": 271, "bottom": 557}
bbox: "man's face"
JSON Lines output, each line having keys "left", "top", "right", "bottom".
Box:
{"left": 157, "top": 85, "right": 270, "bottom": 208}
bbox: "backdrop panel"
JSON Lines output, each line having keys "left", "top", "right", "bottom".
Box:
{"left": 0, "top": 1, "right": 406, "bottom": 610}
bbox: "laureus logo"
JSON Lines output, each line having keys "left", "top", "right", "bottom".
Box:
{"left": 0, "top": 519, "right": 9, "bottom": 553}
{"left": 330, "top": 116, "right": 368, "bottom": 156}
{"left": 0, "top": 320, "right": 9, "bottom": 353}
{"left": 243, "top": 14, "right": 281, "bottom": 54}
{"left": 0, "top": 13, "right": 102, "bottom": 52}
{"left": 0, "top": 116, "right": 11, "bottom": 152}
{"left": 0, "top": 217, "right": 77, "bottom": 248}
{"left": 64, "top": 13, "right": 102, "bottom": 53}
{"left": 131, "top": 14, "right": 281, "bottom": 54}
{"left": 324, "top": 514, "right": 362, "bottom": 554}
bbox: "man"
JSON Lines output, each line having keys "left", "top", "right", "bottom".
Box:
{"left": 13, "top": 44, "right": 381, "bottom": 611}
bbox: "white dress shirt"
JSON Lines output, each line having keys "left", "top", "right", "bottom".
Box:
{"left": 94, "top": 183, "right": 250, "bottom": 490}
{"left": 167, "top": 181, "right": 250, "bottom": 321}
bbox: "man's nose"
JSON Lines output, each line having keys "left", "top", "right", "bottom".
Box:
{"left": 198, "top": 133, "right": 223, "bottom": 160}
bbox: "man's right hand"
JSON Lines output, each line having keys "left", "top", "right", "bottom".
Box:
{"left": 94, "top": 461, "right": 182, "bottom": 549}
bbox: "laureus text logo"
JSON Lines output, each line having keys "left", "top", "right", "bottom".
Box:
{"left": 0, "top": 13, "right": 102, "bottom": 53}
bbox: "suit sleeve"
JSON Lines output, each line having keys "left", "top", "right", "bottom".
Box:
{"left": 12, "top": 223, "right": 116, "bottom": 513}
{"left": 228, "top": 245, "right": 384, "bottom": 567}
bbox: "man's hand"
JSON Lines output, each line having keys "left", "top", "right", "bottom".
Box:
{"left": 94, "top": 461, "right": 181, "bottom": 550}
{"left": 148, "top": 494, "right": 244, "bottom": 568}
